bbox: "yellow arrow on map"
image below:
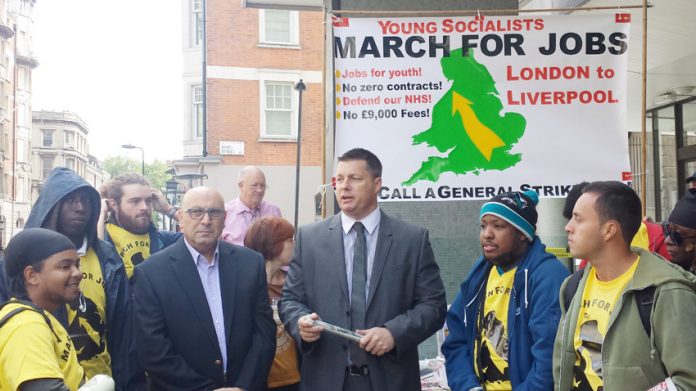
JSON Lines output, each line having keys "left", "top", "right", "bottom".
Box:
{"left": 452, "top": 91, "right": 505, "bottom": 161}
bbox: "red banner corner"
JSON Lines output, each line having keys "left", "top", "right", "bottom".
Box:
{"left": 616, "top": 13, "right": 631, "bottom": 23}
{"left": 332, "top": 15, "right": 349, "bottom": 27}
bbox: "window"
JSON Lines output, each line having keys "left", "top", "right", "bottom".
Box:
{"left": 65, "top": 131, "right": 73, "bottom": 148}
{"left": 42, "top": 130, "right": 53, "bottom": 147}
{"left": 17, "top": 67, "right": 29, "bottom": 91}
{"left": 191, "top": 0, "right": 203, "bottom": 47}
{"left": 16, "top": 139, "right": 26, "bottom": 162}
{"left": 66, "top": 158, "right": 75, "bottom": 171}
{"left": 263, "top": 82, "right": 293, "bottom": 137}
{"left": 41, "top": 156, "right": 54, "bottom": 179}
{"left": 259, "top": 10, "right": 299, "bottom": 46}
{"left": 192, "top": 85, "right": 203, "bottom": 138}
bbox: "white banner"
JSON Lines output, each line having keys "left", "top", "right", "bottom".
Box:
{"left": 333, "top": 14, "right": 632, "bottom": 201}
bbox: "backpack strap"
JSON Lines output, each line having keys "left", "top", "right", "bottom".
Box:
{"left": 635, "top": 286, "right": 656, "bottom": 336}
{"left": 563, "top": 270, "right": 584, "bottom": 311}
{"left": 562, "top": 270, "right": 655, "bottom": 336}
{"left": 0, "top": 299, "right": 61, "bottom": 342}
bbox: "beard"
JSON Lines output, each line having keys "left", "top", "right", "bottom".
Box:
{"left": 116, "top": 211, "right": 151, "bottom": 235}
{"left": 483, "top": 240, "right": 529, "bottom": 270}
{"left": 484, "top": 251, "right": 521, "bottom": 269}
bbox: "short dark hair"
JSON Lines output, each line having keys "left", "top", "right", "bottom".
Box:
{"left": 337, "top": 148, "right": 382, "bottom": 179}
{"left": 8, "top": 262, "right": 42, "bottom": 299}
{"left": 100, "top": 172, "right": 151, "bottom": 204}
{"left": 583, "top": 181, "right": 642, "bottom": 245}
{"left": 563, "top": 182, "right": 589, "bottom": 220}
{"left": 244, "top": 216, "right": 294, "bottom": 261}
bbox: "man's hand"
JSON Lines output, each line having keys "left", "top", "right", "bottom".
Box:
{"left": 298, "top": 313, "right": 323, "bottom": 343}
{"left": 151, "top": 189, "right": 174, "bottom": 214}
{"left": 357, "top": 327, "right": 395, "bottom": 356}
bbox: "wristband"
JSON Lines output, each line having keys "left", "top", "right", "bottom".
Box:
{"left": 166, "top": 207, "right": 180, "bottom": 219}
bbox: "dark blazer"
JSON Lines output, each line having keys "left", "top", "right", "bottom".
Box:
{"left": 279, "top": 211, "right": 447, "bottom": 391}
{"left": 133, "top": 237, "right": 275, "bottom": 391}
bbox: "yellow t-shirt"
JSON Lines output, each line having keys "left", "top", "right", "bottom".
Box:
{"left": 475, "top": 266, "right": 516, "bottom": 391}
{"left": 631, "top": 222, "right": 649, "bottom": 250}
{"left": 0, "top": 300, "right": 85, "bottom": 391}
{"left": 572, "top": 258, "right": 640, "bottom": 391}
{"left": 66, "top": 248, "right": 112, "bottom": 379}
{"left": 106, "top": 223, "right": 151, "bottom": 279}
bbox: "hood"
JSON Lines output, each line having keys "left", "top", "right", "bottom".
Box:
{"left": 26, "top": 167, "right": 102, "bottom": 247}
{"left": 631, "top": 247, "right": 696, "bottom": 291}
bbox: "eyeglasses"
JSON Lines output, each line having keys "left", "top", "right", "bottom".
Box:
{"left": 185, "top": 208, "right": 225, "bottom": 220}
{"left": 662, "top": 222, "right": 696, "bottom": 246}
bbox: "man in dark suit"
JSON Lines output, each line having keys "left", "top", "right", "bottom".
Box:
{"left": 280, "top": 148, "right": 447, "bottom": 391}
{"left": 133, "top": 187, "right": 275, "bottom": 391}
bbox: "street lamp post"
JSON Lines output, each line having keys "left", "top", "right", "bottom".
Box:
{"left": 122, "top": 144, "right": 145, "bottom": 175}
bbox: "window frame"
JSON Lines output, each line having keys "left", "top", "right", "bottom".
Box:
{"left": 260, "top": 79, "right": 297, "bottom": 140}
{"left": 190, "top": 0, "right": 203, "bottom": 48}
{"left": 258, "top": 9, "right": 299, "bottom": 47}
{"left": 41, "top": 129, "right": 54, "bottom": 147}
{"left": 41, "top": 156, "right": 54, "bottom": 179}
{"left": 191, "top": 84, "right": 204, "bottom": 139}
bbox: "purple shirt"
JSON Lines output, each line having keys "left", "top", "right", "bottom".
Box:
{"left": 184, "top": 239, "right": 227, "bottom": 372}
{"left": 222, "top": 197, "right": 282, "bottom": 245}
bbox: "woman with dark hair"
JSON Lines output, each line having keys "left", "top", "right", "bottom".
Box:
{"left": 245, "top": 216, "right": 300, "bottom": 391}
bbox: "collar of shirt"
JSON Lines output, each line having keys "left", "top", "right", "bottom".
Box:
{"left": 233, "top": 197, "right": 259, "bottom": 216}
{"left": 341, "top": 207, "right": 381, "bottom": 235}
{"left": 76, "top": 237, "right": 89, "bottom": 256}
{"left": 184, "top": 238, "right": 220, "bottom": 266}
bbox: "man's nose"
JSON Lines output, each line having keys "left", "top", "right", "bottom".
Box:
{"left": 72, "top": 265, "right": 83, "bottom": 278}
{"left": 200, "top": 212, "right": 212, "bottom": 224}
{"left": 74, "top": 199, "right": 88, "bottom": 212}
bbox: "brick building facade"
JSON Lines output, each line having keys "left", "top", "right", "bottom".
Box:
{"left": 175, "top": 0, "right": 325, "bottom": 224}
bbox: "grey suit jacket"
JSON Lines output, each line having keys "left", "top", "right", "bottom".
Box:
{"left": 279, "top": 211, "right": 446, "bottom": 391}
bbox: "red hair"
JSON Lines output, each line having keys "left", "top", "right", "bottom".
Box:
{"left": 244, "top": 216, "right": 294, "bottom": 261}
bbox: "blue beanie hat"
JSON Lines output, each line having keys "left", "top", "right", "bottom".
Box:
{"left": 480, "top": 190, "right": 539, "bottom": 241}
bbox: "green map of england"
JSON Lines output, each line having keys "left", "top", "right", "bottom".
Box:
{"left": 403, "top": 48, "right": 526, "bottom": 186}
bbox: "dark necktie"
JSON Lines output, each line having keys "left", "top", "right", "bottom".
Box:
{"left": 350, "top": 221, "right": 368, "bottom": 366}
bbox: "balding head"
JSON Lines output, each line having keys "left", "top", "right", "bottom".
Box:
{"left": 179, "top": 187, "right": 226, "bottom": 260}
{"left": 238, "top": 166, "right": 268, "bottom": 209}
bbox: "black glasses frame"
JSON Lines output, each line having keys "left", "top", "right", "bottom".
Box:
{"left": 185, "top": 208, "right": 225, "bottom": 220}
{"left": 662, "top": 222, "right": 696, "bottom": 246}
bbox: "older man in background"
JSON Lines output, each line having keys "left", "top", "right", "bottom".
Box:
{"left": 223, "top": 166, "right": 281, "bottom": 245}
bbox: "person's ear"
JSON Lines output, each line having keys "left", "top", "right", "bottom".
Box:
{"left": 23, "top": 265, "right": 40, "bottom": 288}
{"left": 601, "top": 220, "right": 619, "bottom": 242}
{"left": 105, "top": 198, "right": 117, "bottom": 212}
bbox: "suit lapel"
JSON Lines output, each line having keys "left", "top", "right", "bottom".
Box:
{"left": 169, "top": 240, "right": 220, "bottom": 351}
{"left": 328, "top": 214, "right": 349, "bottom": 302}
{"left": 219, "top": 244, "right": 238, "bottom": 341}
{"left": 367, "top": 212, "right": 393, "bottom": 309}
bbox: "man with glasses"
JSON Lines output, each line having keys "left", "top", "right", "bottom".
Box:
{"left": 133, "top": 187, "right": 276, "bottom": 391}
{"left": 223, "top": 166, "right": 281, "bottom": 245}
{"left": 664, "top": 189, "right": 696, "bottom": 273}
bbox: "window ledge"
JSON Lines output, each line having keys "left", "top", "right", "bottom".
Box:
{"left": 257, "top": 43, "right": 301, "bottom": 50}
{"left": 258, "top": 137, "right": 299, "bottom": 143}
